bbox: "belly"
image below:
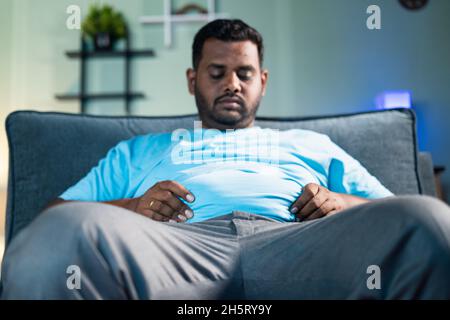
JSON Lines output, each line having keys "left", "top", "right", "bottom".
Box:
{"left": 173, "top": 162, "right": 305, "bottom": 222}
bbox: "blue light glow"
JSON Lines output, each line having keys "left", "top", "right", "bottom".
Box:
{"left": 375, "top": 91, "right": 412, "bottom": 109}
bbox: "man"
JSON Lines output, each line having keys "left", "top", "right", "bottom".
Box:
{"left": 2, "top": 19, "right": 450, "bottom": 299}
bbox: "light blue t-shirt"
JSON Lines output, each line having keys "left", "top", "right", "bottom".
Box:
{"left": 60, "top": 126, "right": 393, "bottom": 222}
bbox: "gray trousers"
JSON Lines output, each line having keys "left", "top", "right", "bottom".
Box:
{"left": 1, "top": 195, "right": 450, "bottom": 299}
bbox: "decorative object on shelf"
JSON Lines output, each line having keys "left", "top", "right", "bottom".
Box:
{"left": 81, "top": 4, "right": 127, "bottom": 51}
{"left": 175, "top": 3, "right": 208, "bottom": 15}
{"left": 55, "top": 36, "right": 155, "bottom": 115}
{"left": 140, "top": 0, "right": 228, "bottom": 48}
{"left": 375, "top": 91, "right": 412, "bottom": 110}
{"left": 399, "top": 0, "right": 429, "bottom": 11}
{"left": 93, "top": 32, "right": 114, "bottom": 51}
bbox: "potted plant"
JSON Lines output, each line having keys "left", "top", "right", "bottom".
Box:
{"left": 81, "top": 4, "right": 127, "bottom": 51}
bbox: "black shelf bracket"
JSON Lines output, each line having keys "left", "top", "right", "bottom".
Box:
{"left": 55, "top": 33, "right": 155, "bottom": 115}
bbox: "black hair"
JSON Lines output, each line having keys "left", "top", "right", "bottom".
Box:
{"left": 192, "top": 19, "right": 264, "bottom": 69}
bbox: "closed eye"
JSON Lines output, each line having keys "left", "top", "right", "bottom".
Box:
{"left": 210, "top": 73, "right": 224, "bottom": 80}
{"left": 238, "top": 72, "right": 252, "bottom": 81}
{"left": 237, "top": 68, "right": 254, "bottom": 81}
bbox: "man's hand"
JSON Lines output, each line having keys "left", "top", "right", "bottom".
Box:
{"left": 132, "top": 180, "right": 195, "bottom": 223}
{"left": 290, "top": 183, "right": 370, "bottom": 222}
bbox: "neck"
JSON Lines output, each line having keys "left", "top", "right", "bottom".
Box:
{"left": 201, "top": 119, "right": 255, "bottom": 131}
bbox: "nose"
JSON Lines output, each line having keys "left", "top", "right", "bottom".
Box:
{"left": 223, "top": 72, "right": 241, "bottom": 94}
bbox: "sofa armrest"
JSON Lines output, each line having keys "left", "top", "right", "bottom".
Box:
{"left": 418, "top": 152, "right": 436, "bottom": 197}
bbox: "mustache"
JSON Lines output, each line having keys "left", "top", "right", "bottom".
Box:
{"left": 214, "top": 93, "right": 245, "bottom": 106}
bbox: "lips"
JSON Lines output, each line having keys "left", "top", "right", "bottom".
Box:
{"left": 218, "top": 98, "right": 241, "bottom": 104}
{"left": 216, "top": 97, "right": 243, "bottom": 109}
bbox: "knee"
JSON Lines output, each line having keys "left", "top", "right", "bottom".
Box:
{"left": 4, "top": 201, "right": 161, "bottom": 265}
{"left": 1, "top": 202, "right": 143, "bottom": 298}
{"left": 2, "top": 203, "right": 125, "bottom": 280}
{"left": 42, "top": 201, "right": 120, "bottom": 227}
{"left": 37, "top": 201, "right": 136, "bottom": 240}
{"left": 340, "top": 195, "right": 450, "bottom": 251}
{"left": 371, "top": 195, "right": 450, "bottom": 231}
{"left": 368, "top": 196, "right": 450, "bottom": 298}
{"left": 357, "top": 195, "right": 450, "bottom": 254}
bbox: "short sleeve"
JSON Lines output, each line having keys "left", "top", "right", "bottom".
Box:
{"left": 59, "top": 140, "right": 131, "bottom": 202}
{"left": 326, "top": 137, "right": 394, "bottom": 199}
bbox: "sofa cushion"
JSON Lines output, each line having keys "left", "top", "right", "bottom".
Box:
{"left": 5, "top": 108, "right": 421, "bottom": 245}
{"left": 255, "top": 108, "right": 421, "bottom": 196}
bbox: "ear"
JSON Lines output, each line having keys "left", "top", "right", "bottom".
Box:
{"left": 260, "top": 69, "right": 269, "bottom": 96}
{"left": 186, "top": 68, "right": 196, "bottom": 95}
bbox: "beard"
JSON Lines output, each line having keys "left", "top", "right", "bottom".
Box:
{"left": 194, "top": 86, "right": 261, "bottom": 129}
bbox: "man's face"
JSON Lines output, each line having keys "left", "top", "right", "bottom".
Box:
{"left": 187, "top": 39, "right": 268, "bottom": 130}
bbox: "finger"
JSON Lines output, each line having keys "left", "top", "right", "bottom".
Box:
{"left": 152, "top": 199, "right": 190, "bottom": 223}
{"left": 290, "top": 183, "right": 319, "bottom": 214}
{"left": 325, "top": 209, "right": 338, "bottom": 217}
{"left": 146, "top": 199, "right": 178, "bottom": 219}
{"left": 157, "top": 180, "right": 195, "bottom": 203}
{"left": 304, "top": 199, "right": 333, "bottom": 221}
{"left": 296, "top": 188, "right": 327, "bottom": 220}
{"left": 137, "top": 197, "right": 184, "bottom": 222}
{"left": 151, "top": 190, "right": 194, "bottom": 219}
{"left": 141, "top": 209, "right": 169, "bottom": 222}
{"left": 299, "top": 187, "right": 326, "bottom": 215}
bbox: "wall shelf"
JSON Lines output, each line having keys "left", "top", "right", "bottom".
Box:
{"left": 140, "top": 0, "right": 228, "bottom": 47}
{"left": 55, "top": 36, "right": 155, "bottom": 115}
{"left": 55, "top": 93, "right": 145, "bottom": 100}
{"left": 65, "top": 50, "right": 155, "bottom": 58}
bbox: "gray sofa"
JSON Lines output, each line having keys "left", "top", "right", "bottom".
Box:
{"left": 3, "top": 108, "right": 436, "bottom": 248}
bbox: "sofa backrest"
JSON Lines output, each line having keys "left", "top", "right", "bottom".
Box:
{"left": 4, "top": 108, "right": 423, "bottom": 245}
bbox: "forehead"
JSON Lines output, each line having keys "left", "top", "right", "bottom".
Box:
{"left": 199, "top": 39, "right": 260, "bottom": 68}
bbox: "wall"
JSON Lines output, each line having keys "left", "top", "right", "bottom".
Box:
{"left": 0, "top": 0, "right": 12, "bottom": 190}
{"left": 0, "top": 0, "right": 449, "bottom": 202}
{"left": 0, "top": 0, "right": 13, "bottom": 259}
{"left": 289, "top": 0, "right": 450, "bottom": 199}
